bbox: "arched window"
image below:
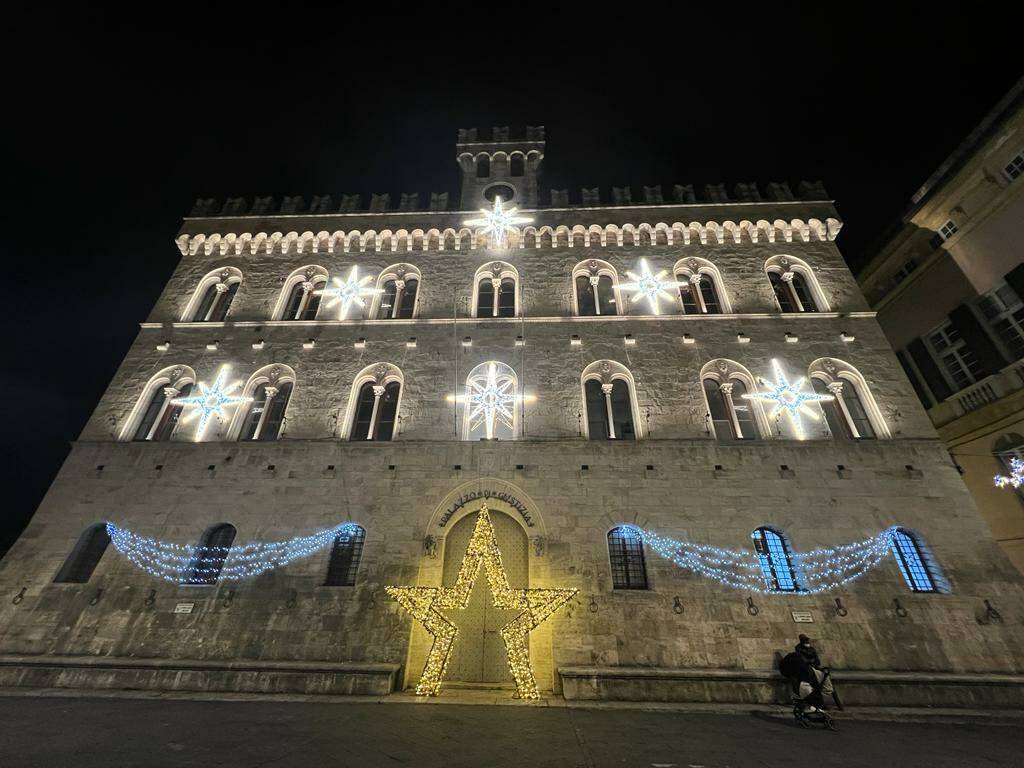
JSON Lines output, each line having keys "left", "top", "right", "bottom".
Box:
{"left": 765, "top": 255, "right": 828, "bottom": 313}
{"left": 53, "top": 524, "right": 110, "bottom": 583}
{"left": 183, "top": 267, "right": 242, "bottom": 322}
{"left": 122, "top": 365, "right": 197, "bottom": 442}
{"left": 699, "top": 360, "right": 767, "bottom": 440}
{"left": 608, "top": 527, "right": 648, "bottom": 589}
{"left": 752, "top": 527, "right": 798, "bottom": 592}
{"left": 808, "top": 359, "right": 889, "bottom": 439}
{"left": 230, "top": 365, "right": 296, "bottom": 441}
{"left": 573, "top": 260, "right": 620, "bottom": 316}
{"left": 238, "top": 382, "right": 293, "bottom": 441}
{"left": 274, "top": 265, "right": 328, "bottom": 321}
{"left": 324, "top": 525, "right": 366, "bottom": 586}
{"left": 581, "top": 361, "right": 641, "bottom": 440}
{"left": 674, "top": 258, "right": 730, "bottom": 314}
{"left": 474, "top": 262, "right": 519, "bottom": 318}
{"left": 345, "top": 363, "right": 403, "bottom": 441}
{"left": 889, "top": 528, "right": 942, "bottom": 593}
{"left": 476, "top": 155, "right": 490, "bottom": 178}
{"left": 373, "top": 264, "right": 421, "bottom": 320}
{"left": 462, "top": 361, "right": 519, "bottom": 440}
{"left": 510, "top": 154, "right": 525, "bottom": 177}
{"left": 182, "top": 523, "right": 236, "bottom": 585}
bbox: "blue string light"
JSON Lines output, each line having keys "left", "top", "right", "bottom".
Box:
{"left": 106, "top": 522, "right": 361, "bottom": 583}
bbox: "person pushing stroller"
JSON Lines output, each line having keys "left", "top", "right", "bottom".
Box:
{"left": 791, "top": 634, "right": 842, "bottom": 710}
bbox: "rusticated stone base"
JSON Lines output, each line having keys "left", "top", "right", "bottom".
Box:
{"left": 0, "top": 655, "right": 400, "bottom": 696}
{"left": 559, "top": 666, "right": 1024, "bottom": 709}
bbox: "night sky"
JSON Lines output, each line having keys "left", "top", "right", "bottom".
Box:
{"left": 2, "top": 6, "right": 1018, "bottom": 556}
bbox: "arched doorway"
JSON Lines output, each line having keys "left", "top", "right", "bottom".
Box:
{"left": 441, "top": 509, "right": 528, "bottom": 683}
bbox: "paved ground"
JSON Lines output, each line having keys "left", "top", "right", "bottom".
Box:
{"left": 1, "top": 694, "right": 1021, "bottom": 767}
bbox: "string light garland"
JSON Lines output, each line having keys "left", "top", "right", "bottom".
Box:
{"left": 314, "top": 265, "right": 383, "bottom": 320}
{"left": 620, "top": 258, "right": 684, "bottom": 314}
{"left": 628, "top": 524, "right": 903, "bottom": 594}
{"left": 170, "top": 366, "right": 253, "bottom": 441}
{"left": 386, "top": 505, "right": 576, "bottom": 699}
{"left": 742, "top": 358, "right": 833, "bottom": 438}
{"left": 463, "top": 196, "right": 533, "bottom": 248}
{"left": 994, "top": 457, "right": 1024, "bottom": 489}
{"left": 106, "top": 521, "right": 361, "bottom": 584}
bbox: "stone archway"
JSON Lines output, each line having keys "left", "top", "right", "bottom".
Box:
{"left": 441, "top": 508, "right": 528, "bottom": 683}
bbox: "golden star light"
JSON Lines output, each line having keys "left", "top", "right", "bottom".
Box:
{"left": 171, "top": 366, "right": 253, "bottom": 441}
{"left": 741, "top": 358, "right": 833, "bottom": 438}
{"left": 620, "top": 258, "right": 684, "bottom": 314}
{"left": 450, "top": 362, "right": 521, "bottom": 439}
{"left": 386, "top": 505, "right": 576, "bottom": 699}
{"left": 463, "top": 196, "right": 532, "bottom": 248}
{"left": 314, "top": 265, "right": 383, "bottom": 320}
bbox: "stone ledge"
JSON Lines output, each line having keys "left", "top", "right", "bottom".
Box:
{"left": 558, "top": 666, "right": 1024, "bottom": 709}
{"left": 0, "top": 655, "right": 400, "bottom": 697}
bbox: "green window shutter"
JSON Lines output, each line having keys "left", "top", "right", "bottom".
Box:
{"left": 948, "top": 303, "right": 1007, "bottom": 376}
{"left": 907, "top": 338, "right": 952, "bottom": 402}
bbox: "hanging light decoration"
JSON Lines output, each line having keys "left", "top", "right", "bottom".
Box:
{"left": 463, "top": 196, "right": 532, "bottom": 248}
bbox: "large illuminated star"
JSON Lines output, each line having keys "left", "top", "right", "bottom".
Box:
{"left": 741, "top": 359, "right": 833, "bottom": 438}
{"left": 171, "top": 366, "right": 253, "bottom": 440}
{"left": 454, "top": 362, "right": 519, "bottom": 439}
{"left": 620, "top": 258, "right": 684, "bottom": 314}
{"left": 386, "top": 505, "right": 576, "bottom": 699}
{"left": 314, "top": 265, "right": 383, "bottom": 320}
{"left": 464, "top": 196, "right": 532, "bottom": 248}
{"left": 995, "top": 457, "right": 1024, "bottom": 489}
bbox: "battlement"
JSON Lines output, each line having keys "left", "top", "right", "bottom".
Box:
{"left": 187, "top": 180, "right": 829, "bottom": 218}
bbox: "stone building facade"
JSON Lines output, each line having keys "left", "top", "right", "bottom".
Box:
{"left": 858, "top": 78, "right": 1024, "bottom": 574}
{"left": 1, "top": 127, "right": 1022, "bottom": 705}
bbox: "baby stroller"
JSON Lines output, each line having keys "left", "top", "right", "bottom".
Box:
{"left": 779, "top": 652, "right": 837, "bottom": 730}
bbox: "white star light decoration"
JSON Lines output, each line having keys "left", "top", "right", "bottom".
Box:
{"left": 620, "top": 259, "right": 683, "bottom": 314}
{"left": 741, "top": 359, "right": 834, "bottom": 438}
{"left": 450, "top": 363, "right": 523, "bottom": 439}
{"left": 314, "top": 265, "right": 383, "bottom": 320}
{"left": 994, "top": 457, "right": 1024, "bottom": 490}
{"left": 463, "top": 196, "right": 532, "bottom": 248}
{"left": 171, "top": 366, "right": 253, "bottom": 441}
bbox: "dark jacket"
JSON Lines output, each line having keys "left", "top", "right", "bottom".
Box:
{"left": 795, "top": 642, "right": 821, "bottom": 668}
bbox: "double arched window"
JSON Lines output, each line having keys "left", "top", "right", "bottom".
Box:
{"left": 232, "top": 364, "right": 296, "bottom": 442}
{"left": 889, "top": 528, "right": 945, "bottom": 593}
{"left": 324, "top": 525, "right": 366, "bottom": 586}
{"left": 182, "top": 523, "right": 236, "bottom": 585}
{"left": 581, "top": 361, "right": 641, "bottom": 440}
{"left": 373, "top": 264, "right": 420, "bottom": 320}
{"left": 573, "top": 259, "right": 620, "bottom": 316}
{"left": 123, "top": 365, "right": 197, "bottom": 442}
{"left": 607, "top": 526, "right": 648, "bottom": 589}
{"left": 474, "top": 261, "right": 518, "bottom": 318}
{"left": 700, "top": 360, "right": 766, "bottom": 440}
{"left": 752, "top": 527, "right": 798, "bottom": 592}
{"left": 275, "top": 265, "right": 328, "bottom": 321}
{"left": 183, "top": 267, "right": 242, "bottom": 322}
{"left": 808, "top": 358, "right": 888, "bottom": 440}
{"left": 53, "top": 524, "right": 111, "bottom": 583}
{"left": 674, "top": 258, "right": 730, "bottom": 314}
{"left": 346, "top": 363, "right": 403, "bottom": 441}
{"left": 765, "top": 255, "right": 828, "bottom": 313}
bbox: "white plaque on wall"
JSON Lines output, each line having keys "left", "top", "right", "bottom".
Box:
{"left": 174, "top": 602, "right": 195, "bottom": 614}
{"left": 791, "top": 611, "right": 814, "bottom": 623}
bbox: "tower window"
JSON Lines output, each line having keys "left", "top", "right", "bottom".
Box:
{"left": 476, "top": 156, "right": 490, "bottom": 178}
{"left": 889, "top": 528, "right": 939, "bottom": 593}
{"left": 752, "top": 527, "right": 798, "bottom": 592}
{"left": 53, "top": 524, "right": 111, "bottom": 583}
{"left": 324, "top": 526, "right": 366, "bottom": 586}
{"left": 182, "top": 524, "right": 236, "bottom": 585}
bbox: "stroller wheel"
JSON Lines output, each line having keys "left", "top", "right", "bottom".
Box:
{"left": 798, "top": 715, "right": 811, "bottom": 728}
{"left": 825, "top": 715, "right": 837, "bottom": 731}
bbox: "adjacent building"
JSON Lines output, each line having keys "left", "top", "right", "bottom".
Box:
{"left": 1, "top": 126, "right": 1021, "bottom": 706}
{"left": 857, "top": 77, "right": 1024, "bottom": 572}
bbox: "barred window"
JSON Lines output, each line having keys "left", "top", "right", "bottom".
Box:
{"left": 890, "top": 528, "right": 938, "bottom": 593}
{"left": 1003, "top": 149, "right": 1024, "bottom": 181}
{"left": 182, "top": 523, "right": 236, "bottom": 586}
{"left": 324, "top": 526, "right": 366, "bottom": 586}
{"left": 608, "top": 527, "right": 648, "bottom": 589}
{"left": 54, "top": 524, "right": 111, "bottom": 583}
{"left": 752, "top": 527, "right": 798, "bottom": 592}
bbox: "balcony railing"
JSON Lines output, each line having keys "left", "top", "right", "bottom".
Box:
{"left": 930, "top": 361, "right": 1024, "bottom": 426}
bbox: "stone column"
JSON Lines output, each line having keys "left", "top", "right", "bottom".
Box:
{"left": 391, "top": 279, "right": 406, "bottom": 319}
{"left": 779, "top": 271, "right": 804, "bottom": 312}
{"left": 718, "top": 381, "right": 743, "bottom": 438}
{"left": 827, "top": 381, "right": 859, "bottom": 438}
{"left": 367, "top": 385, "right": 387, "bottom": 440}
{"left": 147, "top": 386, "right": 180, "bottom": 440}
{"left": 251, "top": 386, "right": 278, "bottom": 441}
{"left": 601, "top": 383, "right": 616, "bottom": 439}
{"left": 689, "top": 273, "right": 707, "bottom": 313}
{"left": 491, "top": 278, "right": 502, "bottom": 317}
{"left": 590, "top": 275, "right": 602, "bottom": 316}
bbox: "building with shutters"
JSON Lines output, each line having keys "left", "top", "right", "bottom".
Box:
{"left": 857, "top": 77, "right": 1024, "bottom": 573}
{"left": 1, "top": 124, "right": 1023, "bottom": 706}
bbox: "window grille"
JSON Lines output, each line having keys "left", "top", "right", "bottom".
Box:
{"left": 324, "top": 526, "right": 366, "bottom": 586}
{"left": 752, "top": 527, "right": 797, "bottom": 592}
{"left": 889, "top": 528, "right": 937, "bottom": 593}
{"left": 608, "top": 527, "right": 648, "bottom": 589}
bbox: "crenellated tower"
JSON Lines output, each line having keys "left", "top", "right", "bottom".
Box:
{"left": 456, "top": 126, "right": 545, "bottom": 210}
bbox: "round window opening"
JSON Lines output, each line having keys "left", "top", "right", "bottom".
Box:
{"left": 483, "top": 183, "right": 516, "bottom": 204}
